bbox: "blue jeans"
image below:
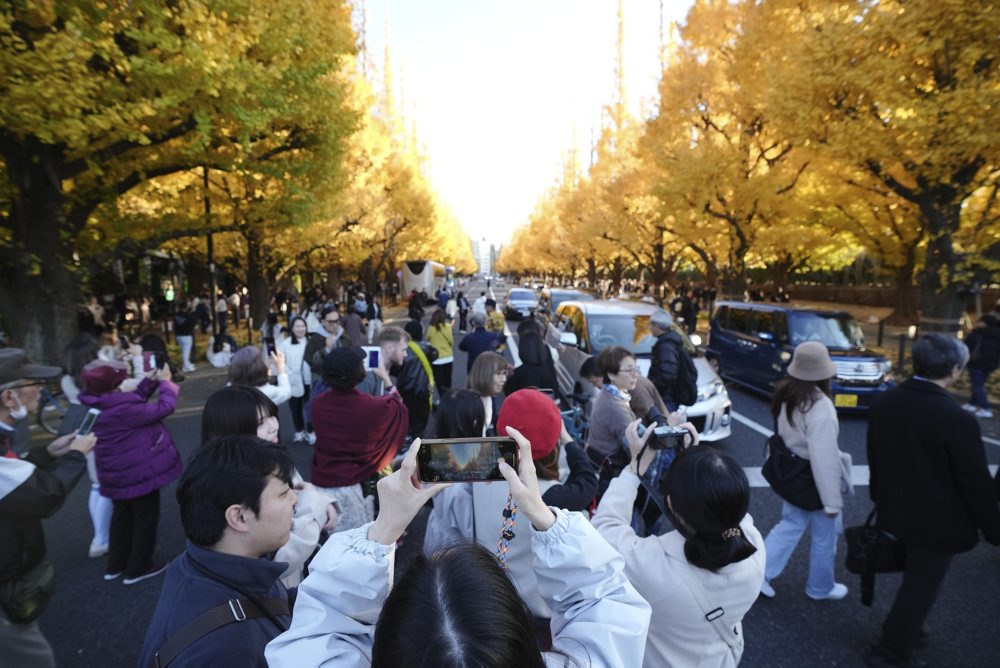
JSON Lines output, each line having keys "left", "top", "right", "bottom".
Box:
{"left": 968, "top": 367, "right": 990, "bottom": 409}
{"left": 763, "top": 501, "right": 841, "bottom": 597}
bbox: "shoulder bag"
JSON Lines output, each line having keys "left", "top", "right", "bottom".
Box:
{"left": 761, "top": 420, "right": 823, "bottom": 511}
{"left": 0, "top": 559, "right": 55, "bottom": 624}
{"left": 845, "top": 508, "right": 906, "bottom": 607}
{"left": 668, "top": 553, "right": 744, "bottom": 663}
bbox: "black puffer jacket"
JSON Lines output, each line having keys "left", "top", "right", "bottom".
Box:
{"left": 0, "top": 443, "right": 87, "bottom": 583}
{"left": 648, "top": 330, "right": 684, "bottom": 403}
{"left": 966, "top": 324, "right": 1000, "bottom": 372}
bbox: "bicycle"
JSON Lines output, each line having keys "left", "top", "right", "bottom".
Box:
{"left": 37, "top": 384, "right": 70, "bottom": 435}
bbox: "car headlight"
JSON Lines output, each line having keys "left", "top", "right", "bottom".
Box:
{"left": 698, "top": 381, "right": 725, "bottom": 402}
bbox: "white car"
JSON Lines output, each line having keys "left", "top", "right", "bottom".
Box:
{"left": 551, "top": 300, "right": 731, "bottom": 442}
{"left": 504, "top": 288, "right": 539, "bottom": 320}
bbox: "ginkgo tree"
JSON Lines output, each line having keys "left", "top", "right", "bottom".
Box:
{"left": 0, "top": 0, "right": 358, "bottom": 361}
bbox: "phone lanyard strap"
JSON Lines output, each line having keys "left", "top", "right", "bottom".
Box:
{"left": 496, "top": 493, "right": 518, "bottom": 570}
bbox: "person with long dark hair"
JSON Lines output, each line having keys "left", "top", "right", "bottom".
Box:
{"left": 759, "top": 341, "right": 853, "bottom": 601}
{"left": 504, "top": 331, "right": 565, "bottom": 405}
{"left": 279, "top": 317, "right": 315, "bottom": 444}
{"left": 593, "top": 425, "right": 764, "bottom": 667}
{"left": 200, "top": 386, "right": 337, "bottom": 587}
{"left": 265, "top": 430, "right": 651, "bottom": 667}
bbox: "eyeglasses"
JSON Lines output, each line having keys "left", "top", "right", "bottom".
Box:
{"left": 616, "top": 367, "right": 639, "bottom": 376}
{"left": 1, "top": 381, "right": 45, "bottom": 391}
{"left": 324, "top": 318, "right": 340, "bottom": 324}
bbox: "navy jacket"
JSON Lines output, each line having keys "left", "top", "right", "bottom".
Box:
{"left": 138, "top": 543, "right": 290, "bottom": 667}
{"left": 458, "top": 327, "right": 500, "bottom": 371}
{"left": 867, "top": 378, "right": 1000, "bottom": 553}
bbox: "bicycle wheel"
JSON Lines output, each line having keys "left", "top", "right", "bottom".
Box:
{"left": 38, "top": 391, "right": 69, "bottom": 435}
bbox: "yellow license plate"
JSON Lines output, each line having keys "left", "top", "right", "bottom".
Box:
{"left": 834, "top": 394, "right": 858, "bottom": 408}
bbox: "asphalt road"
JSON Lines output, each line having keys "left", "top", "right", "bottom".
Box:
{"left": 30, "top": 279, "right": 1000, "bottom": 667}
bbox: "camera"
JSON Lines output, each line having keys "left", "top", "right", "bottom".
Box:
{"left": 642, "top": 406, "right": 689, "bottom": 450}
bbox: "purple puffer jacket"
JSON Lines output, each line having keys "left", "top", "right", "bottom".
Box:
{"left": 79, "top": 377, "right": 181, "bottom": 500}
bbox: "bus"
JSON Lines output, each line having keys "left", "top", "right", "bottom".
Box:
{"left": 401, "top": 260, "right": 453, "bottom": 300}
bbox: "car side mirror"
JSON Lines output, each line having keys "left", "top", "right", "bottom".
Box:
{"left": 560, "top": 332, "right": 578, "bottom": 347}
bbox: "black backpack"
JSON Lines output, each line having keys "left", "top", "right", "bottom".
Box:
{"left": 674, "top": 347, "right": 698, "bottom": 406}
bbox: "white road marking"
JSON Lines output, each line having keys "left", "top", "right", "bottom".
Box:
{"left": 733, "top": 410, "right": 1000, "bottom": 486}
{"left": 505, "top": 323, "right": 520, "bottom": 366}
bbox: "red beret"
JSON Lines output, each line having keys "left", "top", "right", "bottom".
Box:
{"left": 81, "top": 359, "right": 129, "bottom": 395}
{"left": 496, "top": 389, "right": 561, "bottom": 460}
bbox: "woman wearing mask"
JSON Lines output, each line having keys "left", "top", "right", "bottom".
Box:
{"left": 200, "top": 386, "right": 337, "bottom": 587}
{"left": 425, "top": 308, "right": 454, "bottom": 393}
{"left": 759, "top": 341, "right": 853, "bottom": 601}
{"left": 279, "top": 317, "right": 314, "bottom": 444}
{"left": 593, "top": 425, "right": 765, "bottom": 667}
{"left": 266, "top": 429, "right": 650, "bottom": 667}
{"left": 466, "top": 352, "right": 508, "bottom": 436}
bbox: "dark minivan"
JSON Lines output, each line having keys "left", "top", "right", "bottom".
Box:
{"left": 706, "top": 301, "right": 894, "bottom": 410}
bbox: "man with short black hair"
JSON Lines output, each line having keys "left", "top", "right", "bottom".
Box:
{"left": 138, "top": 435, "right": 298, "bottom": 667}
{"left": 865, "top": 334, "right": 1000, "bottom": 666}
{"left": 459, "top": 312, "right": 500, "bottom": 372}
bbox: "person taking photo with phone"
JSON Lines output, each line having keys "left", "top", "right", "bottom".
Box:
{"left": 1, "top": 349, "right": 97, "bottom": 668}
{"left": 266, "top": 429, "right": 651, "bottom": 667}
{"left": 79, "top": 359, "right": 181, "bottom": 586}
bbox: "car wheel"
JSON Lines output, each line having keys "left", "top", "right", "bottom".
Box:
{"left": 708, "top": 356, "right": 722, "bottom": 375}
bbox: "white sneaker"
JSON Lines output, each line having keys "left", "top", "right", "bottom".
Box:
{"left": 807, "top": 583, "right": 848, "bottom": 601}
{"left": 306, "top": 431, "right": 317, "bottom": 445}
{"left": 292, "top": 431, "right": 306, "bottom": 443}
{"left": 183, "top": 365, "right": 196, "bottom": 373}
{"left": 89, "top": 542, "right": 109, "bottom": 558}
{"left": 962, "top": 403, "right": 977, "bottom": 412}
{"left": 975, "top": 408, "right": 994, "bottom": 419}
{"left": 760, "top": 580, "right": 775, "bottom": 599}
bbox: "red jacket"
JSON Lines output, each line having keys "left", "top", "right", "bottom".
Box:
{"left": 311, "top": 388, "right": 407, "bottom": 487}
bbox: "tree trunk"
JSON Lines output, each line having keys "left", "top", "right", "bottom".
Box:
{"left": 586, "top": 257, "right": 597, "bottom": 288}
{"left": 916, "top": 200, "right": 964, "bottom": 334}
{"left": 245, "top": 231, "right": 270, "bottom": 331}
{"left": 884, "top": 251, "right": 920, "bottom": 326}
{"left": 0, "top": 141, "right": 80, "bottom": 364}
{"left": 609, "top": 257, "right": 624, "bottom": 292}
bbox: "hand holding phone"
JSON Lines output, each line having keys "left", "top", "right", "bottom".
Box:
{"left": 264, "top": 337, "right": 277, "bottom": 358}
{"left": 77, "top": 408, "right": 101, "bottom": 437}
{"left": 417, "top": 438, "right": 518, "bottom": 483}
{"left": 497, "top": 426, "right": 556, "bottom": 531}
{"left": 142, "top": 351, "right": 159, "bottom": 373}
{"left": 361, "top": 346, "right": 381, "bottom": 372}
{"left": 368, "top": 439, "right": 449, "bottom": 546}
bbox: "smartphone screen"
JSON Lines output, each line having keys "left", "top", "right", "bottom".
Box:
{"left": 417, "top": 438, "right": 518, "bottom": 483}
{"left": 142, "top": 351, "right": 158, "bottom": 372}
{"left": 362, "top": 346, "right": 380, "bottom": 371}
{"left": 77, "top": 408, "right": 101, "bottom": 436}
{"left": 264, "top": 337, "right": 277, "bottom": 357}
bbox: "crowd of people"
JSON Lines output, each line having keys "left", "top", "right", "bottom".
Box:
{"left": 2, "top": 285, "right": 999, "bottom": 668}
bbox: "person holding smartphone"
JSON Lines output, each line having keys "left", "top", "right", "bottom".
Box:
{"left": 266, "top": 428, "right": 651, "bottom": 667}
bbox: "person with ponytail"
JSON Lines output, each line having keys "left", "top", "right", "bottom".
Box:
{"left": 593, "top": 423, "right": 765, "bottom": 667}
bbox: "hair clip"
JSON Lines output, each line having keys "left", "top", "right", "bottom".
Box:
{"left": 721, "top": 527, "right": 741, "bottom": 540}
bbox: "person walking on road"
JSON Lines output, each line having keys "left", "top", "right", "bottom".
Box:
{"left": 961, "top": 314, "right": 1000, "bottom": 418}
{"left": 426, "top": 309, "right": 454, "bottom": 393}
{"left": 472, "top": 291, "right": 488, "bottom": 316}
{"left": 647, "top": 310, "right": 694, "bottom": 411}
{"left": 760, "top": 342, "right": 853, "bottom": 602}
{"left": 864, "top": 334, "right": 1000, "bottom": 666}
{"left": 458, "top": 312, "right": 500, "bottom": 372}
{"left": 1, "top": 349, "right": 97, "bottom": 668}
{"left": 456, "top": 291, "right": 470, "bottom": 332}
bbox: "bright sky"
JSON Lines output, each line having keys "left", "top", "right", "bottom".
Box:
{"left": 362, "top": 0, "right": 694, "bottom": 248}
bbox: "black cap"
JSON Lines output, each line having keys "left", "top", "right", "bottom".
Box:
{"left": 0, "top": 349, "right": 61, "bottom": 387}
{"left": 323, "top": 346, "right": 366, "bottom": 380}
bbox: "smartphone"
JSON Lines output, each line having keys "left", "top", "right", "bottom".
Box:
{"left": 264, "top": 337, "right": 277, "bottom": 357}
{"left": 417, "top": 438, "right": 519, "bottom": 483}
{"left": 361, "top": 346, "right": 380, "bottom": 371}
{"left": 77, "top": 408, "right": 101, "bottom": 436}
{"left": 142, "top": 351, "right": 159, "bottom": 372}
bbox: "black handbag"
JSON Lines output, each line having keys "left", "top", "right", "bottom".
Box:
{"left": 0, "top": 559, "right": 55, "bottom": 624}
{"left": 761, "top": 430, "right": 823, "bottom": 511}
{"left": 845, "top": 508, "right": 906, "bottom": 607}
